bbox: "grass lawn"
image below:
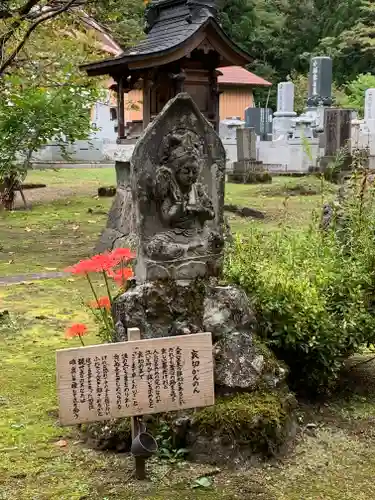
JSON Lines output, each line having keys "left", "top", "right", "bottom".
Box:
{"left": 0, "top": 171, "right": 335, "bottom": 277}
{"left": 2, "top": 170, "right": 374, "bottom": 499}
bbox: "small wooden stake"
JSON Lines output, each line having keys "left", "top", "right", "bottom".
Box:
{"left": 127, "top": 327, "right": 146, "bottom": 480}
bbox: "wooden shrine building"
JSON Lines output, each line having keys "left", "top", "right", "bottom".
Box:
{"left": 82, "top": 0, "right": 252, "bottom": 138}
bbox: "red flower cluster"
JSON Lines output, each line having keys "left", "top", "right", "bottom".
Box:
{"left": 107, "top": 267, "right": 134, "bottom": 285}
{"left": 64, "top": 248, "right": 135, "bottom": 276}
{"left": 63, "top": 248, "right": 135, "bottom": 344}
{"left": 89, "top": 296, "right": 111, "bottom": 310}
{"left": 65, "top": 323, "right": 88, "bottom": 339}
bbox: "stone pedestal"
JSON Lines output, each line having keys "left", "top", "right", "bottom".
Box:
{"left": 227, "top": 160, "right": 271, "bottom": 184}
{"left": 113, "top": 280, "right": 286, "bottom": 393}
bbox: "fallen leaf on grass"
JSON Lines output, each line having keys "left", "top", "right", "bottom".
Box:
{"left": 87, "top": 220, "right": 97, "bottom": 224}
{"left": 25, "top": 227, "right": 32, "bottom": 232}
{"left": 72, "top": 225, "right": 80, "bottom": 231}
{"left": 192, "top": 476, "right": 213, "bottom": 489}
{"left": 55, "top": 439, "right": 68, "bottom": 447}
{"left": 44, "top": 267, "right": 57, "bottom": 271}
{"left": 10, "top": 423, "right": 25, "bottom": 430}
{"left": 7, "top": 259, "right": 14, "bottom": 264}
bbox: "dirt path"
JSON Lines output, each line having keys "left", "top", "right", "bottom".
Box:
{"left": 13, "top": 185, "right": 98, "bottom": 208}
{"left": 0, "top": 271, "right": 65, "bottom": 286}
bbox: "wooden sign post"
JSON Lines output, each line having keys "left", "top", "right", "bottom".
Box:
{"left": 56, "top": 330, "right": 214, "bottom": 478}
{"left": 127, "top": 327, "right": 145, "bottom": 480}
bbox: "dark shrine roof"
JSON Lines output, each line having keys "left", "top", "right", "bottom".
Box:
{"left": 82, "top": 0, "right": 252, "bottom": 76}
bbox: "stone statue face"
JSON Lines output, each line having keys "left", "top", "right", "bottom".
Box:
{"left": 175, "top": 157, "right": 199, "bottom": 190}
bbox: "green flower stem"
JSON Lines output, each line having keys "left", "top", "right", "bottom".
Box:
{"left": 78, "top": 334, "right": 85, "bottom": 347}
{"left": 102, "top": 270, "right": 113, "bottom": 304}
{"left": 86, "top": 273, "right": 112, "bottom": 336}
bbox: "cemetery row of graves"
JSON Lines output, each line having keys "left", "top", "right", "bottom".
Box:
{"left": 1, "top": 167, "right": 375, "bottom": 499}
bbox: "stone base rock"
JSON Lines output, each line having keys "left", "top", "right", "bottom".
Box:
{"left": 85, "top": 278, "right": 294, "bottom": 463}
{"left": 227, "top": 170, "right": 272, "bottom": 184}
{"left": 82, "top": 390, "right": 297, "bottom": 465}
{"left": 186, "top": 390, "right": 297, "bottom": 464}
{"left": 112, "top": 279, "right": 286, "bottom": 393}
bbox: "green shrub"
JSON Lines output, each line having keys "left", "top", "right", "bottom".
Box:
{"left": 225, "top": 171, "right": 375, "bottom": 394}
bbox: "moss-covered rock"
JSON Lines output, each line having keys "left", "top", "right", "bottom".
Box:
{"left": 187, "top": 391, "right": 296, "bottom": 464}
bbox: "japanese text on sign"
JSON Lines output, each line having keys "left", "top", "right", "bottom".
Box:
{"left": 57, "top": 333, "right": 214, "bottom": 425}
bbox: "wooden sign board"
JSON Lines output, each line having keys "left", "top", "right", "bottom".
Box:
{"left": 56, "top": 332, "right": 214, "bottom": 425}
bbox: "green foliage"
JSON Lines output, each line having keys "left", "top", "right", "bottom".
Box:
{"left": 87, "top": 0, "right": 145, "bottom": 48}
{"left": 225, "top": 170, "right": 375, "bottom": 393}
{"left": 219, "top": 0, "right": 375, "bottom": 107}
{"left": 338, "top": 73, "right": 375, "bottom": 117}
{"left": 0, "top": 73, "right": 100, "bottom": 207}
{"left": 155, "top": 420, "right": 189, "bottom": 462}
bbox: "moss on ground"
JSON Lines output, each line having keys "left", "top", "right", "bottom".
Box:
{"left": 0, "top": 196, "right": 112, "bottom": 276}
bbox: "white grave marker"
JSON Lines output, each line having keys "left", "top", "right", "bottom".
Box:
{"left": 273, "top": 82, "right": 296, "bottom": 139}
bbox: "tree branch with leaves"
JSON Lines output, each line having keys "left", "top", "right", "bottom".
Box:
{"left": 0, "top": 0, "right": 90, "bottom": 75}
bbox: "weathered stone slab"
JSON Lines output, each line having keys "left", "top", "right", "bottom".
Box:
{"left": 131, "top": 93, "right": 226, "bottom": 282}
{"left": 95, "top": 160, "right": 137, "bottom": 254}
{"left": 236, "top": 127, "right": 256, "bottom": 161}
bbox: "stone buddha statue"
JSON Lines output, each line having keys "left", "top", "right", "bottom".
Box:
{"left": 143, "top": 130, "right": 223, "bottom": 267}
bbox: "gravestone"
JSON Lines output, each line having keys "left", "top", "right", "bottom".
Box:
{"left": 272, "top": 82, "right": 297, "bottom": 139}
{"left": 365, "top": 88, "right": 375, "bottom": 133}
{"left": 245, "top": 107, "right": 273, "bottom": 140}
{"left": 320, "top": 108, "right": 353, "bottom": 175}
{"left": 307, "top": 57, "right": 333, "bottom": 108}
{"left": 237, "top": 127, "right": 256, "bottom": 161}
{"left": 227, "top": 127, "right": 270, "bottom": 183}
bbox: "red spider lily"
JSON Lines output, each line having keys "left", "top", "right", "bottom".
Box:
{"left": 107, "top": 267, "right": 134, "bottom": 285}
{"left": 89, "top": 296, "right": 111, "bottom": 310}
{"left": 111, "top": 248, "right": 136, "bottom": 264}
{"left": 64, "top": 249, "right": 135, "bottom": 275}
{"left": 65, "top": 323, "right": 88, "bottom": 339}
{"left": 64, "top": 253, "right": 116, "bottom": 275}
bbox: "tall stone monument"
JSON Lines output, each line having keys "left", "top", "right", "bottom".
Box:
{"left": 365, "top": 88, "right": 375, "bottom": 133}
{"left": 272, "top": 82, "right": 297, "bottom": 139}
{"left": 307, "top": 57, "right": 333, "bottom": 108}
{"left": 112, "top": 94, "right": 284, "bottom": 402}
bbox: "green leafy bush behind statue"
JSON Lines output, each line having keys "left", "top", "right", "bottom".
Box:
{"left": 225, "top": 172, "right": 375, "bottom": 394}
